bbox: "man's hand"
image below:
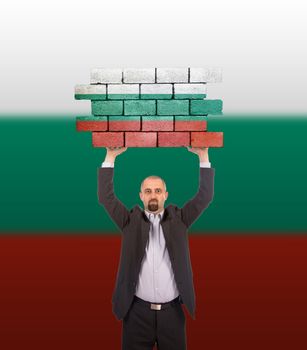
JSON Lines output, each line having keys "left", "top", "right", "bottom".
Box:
{"left": 104, "top": 147, "right": 128, "bottom": 163}
{"left": 186, "top": 146, "right": 209, "bottom": 162}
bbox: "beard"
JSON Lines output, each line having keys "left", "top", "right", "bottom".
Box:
{"left": 148, "top": 199, "right": 159, "bottom": 212}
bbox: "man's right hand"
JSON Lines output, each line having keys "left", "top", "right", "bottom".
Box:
{"left": 104, "top": 147, "right": 128, "bottom": 163}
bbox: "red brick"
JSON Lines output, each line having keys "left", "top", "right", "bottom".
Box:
{"left": 76, "top": 120, "right": 107, "bottom": 131}
{"left": 109, "top": 120, "right": 140, "bottom": 131}
{"left": 175, "top": 120, "right": 207, "bottom": 131}
{"left": 142, "top": 117, "right": 173, "bottom": 131}
{"left": 92, "top": 132, "right": 124, "bottom": 147}
{"left": 158, "top": 132, "right": 190, "bottom": 147}
{"left": 191, "top": 132, "right": 223, "bottom": 147}
{"left": 125, "top": 132, "right": 157, "bottom": 147}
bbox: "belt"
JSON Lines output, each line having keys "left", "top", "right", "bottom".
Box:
{"left": 133, "top": 295, "right": 181, "bottom": 311}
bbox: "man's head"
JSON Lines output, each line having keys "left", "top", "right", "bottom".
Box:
{"left": 139, "top": 175, "right": 168, "bottom": 213}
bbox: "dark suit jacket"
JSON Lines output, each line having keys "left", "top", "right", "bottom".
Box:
{"left": 98, "top": 166, "right": 215, "bottom": 320}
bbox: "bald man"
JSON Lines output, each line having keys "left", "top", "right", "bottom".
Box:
{"left": 98, "top": 146, "right": 215, "bottom": 350}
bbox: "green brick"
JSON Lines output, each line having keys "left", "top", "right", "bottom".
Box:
{"left": 76, "top": 116, "right": 107, "bottom": 121}
{"left": 92, "top": 101, "right": 123, "bottom": 115}
{"left": 190, "top": 99, "right": 223, "bottom": 115}
{"left": 124, "top": 100, "right": 156, "bottom": 116}
{"left": 75, "top": 94, "right": 106, "bottom": 100}
{"left": 157, "top": 100, "right": 189, "bottom": 115}
{"left": 175, "top": 115, "right": 207, "bottom": 121}
{"left": 140, "top": 94, "right": 172, "bottom": 100}
{"left": 174, "top": 93, "right": 206, "bottom": 100}
{"left": 108, "top": 116, "right": 140, "bottom": 121}
{"left": 108, "top": 94, "right": 139, "bottom": 100}
{"left": 142, "top": 116, "right": 173, "bottom": 122}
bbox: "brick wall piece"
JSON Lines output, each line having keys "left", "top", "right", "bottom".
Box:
{"left": 108, "top": 84, "right": 139, "bottom": 100}
{"left": 92, "top": 132, "right": 124, "bottom": 147}
{"left": 142, "top": 116, "right": 173, "bottom": 131}
{"left": 158, "top": 132, "right": 190, "bottom": 147}
{"left": 189, "top": 67, "right": 222, "bottom": 83}
{"left": 174, "top": 116, "right": 207, "bottom": 131}
{"left": 74, "top": 84, "right": 106, "bottom": 100}
{"left": 92, "top": 101, "right": 123, "bottom": 115}
{"left": 90, "top": 68, "right": 122, "bottom": 84}
{"left": 156, "top": 68, "right": 188, "bottom": 83}
{"left": 174, "top": 83, "right": 207, "bottom": 99}
{"left": 140, "top": 84, "right": 172, "bottom": 99}
{"left": 109, "top": 116, "right": 141, "bottom": 131}
{"left": 76, "top": 116, "right": 107, "bottom": 131}
{"left": 123, "top": 68, "right": 155, "bottom": 83}
{"left": 124, "top": 100, "right": 156, "bottom": 115}
{"left": 190, "top": 99, "right": 223, "bottom": 115}
{"left": 191, "top": 132, "right": 224, "bottom": 147}
{"left": 157, "top": 100, "right": 189, "bottom": 115}
{"left": 125, "top": 132, "right": 157, "bottom": 147}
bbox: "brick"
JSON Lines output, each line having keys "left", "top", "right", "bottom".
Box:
{"left": 191, "top": 132, "right": 223, "bottom": 147}
{"left": 158, "top": 132, "right": 190, "bottom": 147}
{"left": 174, "top": 116, "right": 207, "bottom": 131}
{"left": 190, "top": 99, "right": 223, "bottom": 115}
{"left": 125, "top": 132, "right": 157, "bottom": 147}
{"left": 157, "top": 100, "right": 189, "bottom": 115}
{"left": 107, "top": 84, "right": 139, "bottom": 100}
{"left": 142, "top": 116, "right": 173, "bottom": 131}
{"left": 174, "top": 83, "right": 206, "bottom": 99}
{"left": 90, "top": 68, "right": 122, "bottom": 84}
{"left": 74, "top": 84, "right": 106, "bottom": 100}
{"left": 109, "top": 116, "right": 140, "bottom": 131}
{"left": 76, "top": 116, "right": 107, "bottom": 131}
{"left": 92, "top": 132, "right": 124, "bottom": 147}
{"left": 189, "top": 67, "right": 222, "bottom": 83}
{"left": 92, "top": 101, "right": 123, "bottom": 115}
{"left": 140, "top": 84, "right": 172, "bottom": 99}
{"left": 156, "top": 68, "right": 188, "bottom": 83}
{"left": 123, "top": 68, "right": 155, "bottom": 83}
{"left": 124, "top": 100, "right": 156, "bottom": 115}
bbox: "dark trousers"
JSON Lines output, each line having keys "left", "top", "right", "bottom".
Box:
{"left": 121, "top": 296, "right": 187, "bottom": 350}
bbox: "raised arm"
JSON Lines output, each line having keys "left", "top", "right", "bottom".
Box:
{"left": 98, "top": 147, "right": 130, "bottom": 231}
{"left": 180, "top": 147, "right": 215, "bottom": 228}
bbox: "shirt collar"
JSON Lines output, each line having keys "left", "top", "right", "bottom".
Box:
{"left": 144, "top": 208, "right": 164, "bottom": 220}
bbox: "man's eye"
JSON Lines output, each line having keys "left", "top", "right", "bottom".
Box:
{"left": 156, "top": 189, "right": 161, "bottom": 193}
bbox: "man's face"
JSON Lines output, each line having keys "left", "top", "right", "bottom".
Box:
{"left": 139, "top": 178, "right": 168, "bottom": 213}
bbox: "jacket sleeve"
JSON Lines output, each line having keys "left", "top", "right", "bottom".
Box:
{"left": 180, "top": 167, "right": 215, "bottom": 229}
{"left": 97, "top": 167, "right": 130, "bottom": 231}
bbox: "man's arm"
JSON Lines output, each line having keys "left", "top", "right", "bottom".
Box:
{"left": 98, "top": 147, "right": 130, "bottom": 231}
{"left": 180, "top": 147, "right": 215, "bottom": 228}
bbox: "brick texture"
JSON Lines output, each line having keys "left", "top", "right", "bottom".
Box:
{"left": 75, "top": 67, "right": 223, "bottom": 148}
{"left": 125, "top": 132, "right": 157, "bottom": 147}
{"left": 191, "top": 132, "right": 224, "bottom": 147}
{"left": 92, "top": 132, "right": 124, "bottom": 147}
{"left": 158, "top": 132, "right": 190, "bottom": 147}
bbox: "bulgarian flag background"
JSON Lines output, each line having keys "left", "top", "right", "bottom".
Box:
{"left": 1, "top": 1, "right": 307, "bottom": 350}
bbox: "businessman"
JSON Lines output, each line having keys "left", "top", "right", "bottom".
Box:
{"left": 98, "top": 146, "right": 215, "bottom": 350}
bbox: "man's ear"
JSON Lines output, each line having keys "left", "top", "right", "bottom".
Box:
{"left": 139, "top": 192, "right": 143, "bottom": 201}
{"left": 165, "top": 191, "right": 169, "bottom": 200}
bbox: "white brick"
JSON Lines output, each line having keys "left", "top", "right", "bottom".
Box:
{"left": 140, "top": 84, "right": 172, "bottom": 95}
{"left": 123, "top": 68, "right": 155, "bottom": 83}
{"left": 90, "top": 68, "right": 122, "bottom": 83}
{"left": 189, "top": 67, "right": 222, "bottom": 83}
{"left": 156, "top": 68, "right": 188, "bottom": 83}
{"left": 108, "top": 84, "right": 139, "bottom": 94}
{"left": 174, "top": 83, "right": 207, "bottom": 95}
{"left": 75, "top": 84, "right": 106, "bottom": 94}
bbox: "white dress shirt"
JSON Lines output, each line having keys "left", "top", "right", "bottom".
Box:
{"left": 101, "top": 159, "right": 211, "bottom": 302}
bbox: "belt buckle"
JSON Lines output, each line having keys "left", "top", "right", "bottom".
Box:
{"left": 150, "top": 303, "right": 161, "bottom": 311}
